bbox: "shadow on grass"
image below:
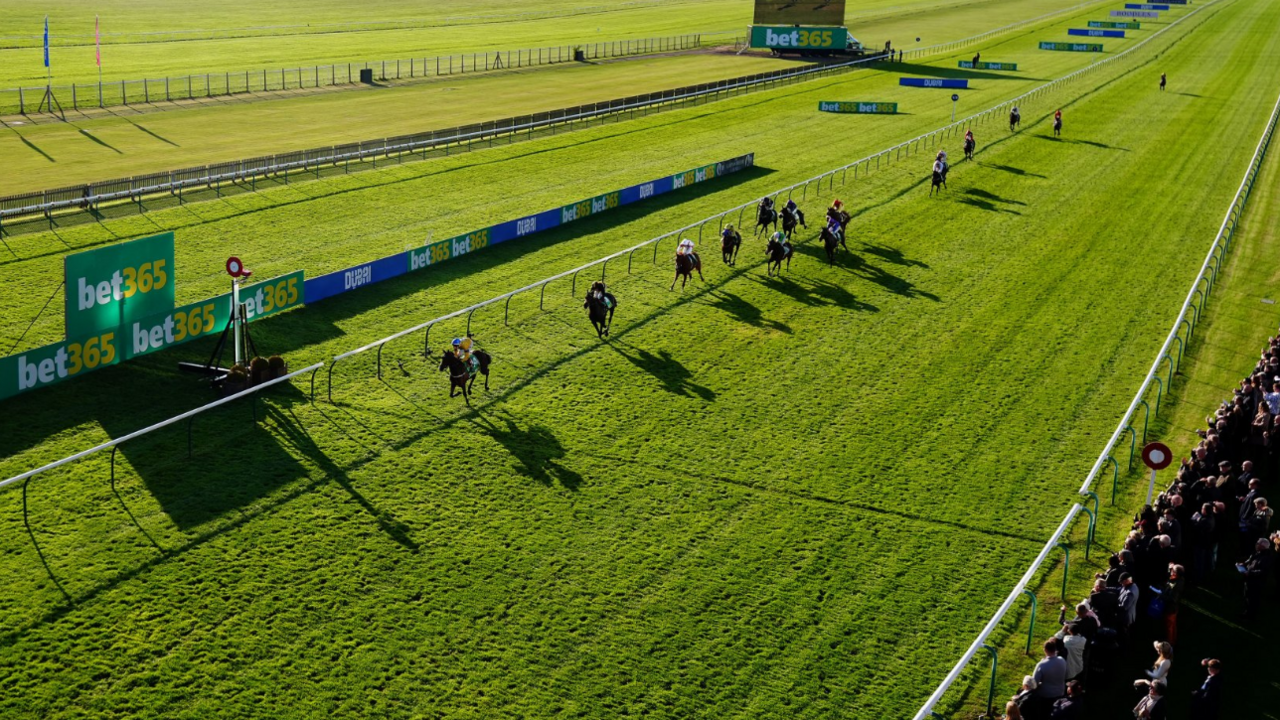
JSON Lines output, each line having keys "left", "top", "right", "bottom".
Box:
{"left": 861, "top": 243, "right": 929, "bottom": 268}
{"left": 958, "top": 188, "right": 1026, "bottom": 215}
{"left": 606, "top": 339, "right": 716, "bottom": 401}
{"left": 1034, "top": 134, "right": 1129, "bottom": 151}
{"left": 707, "top": 288, "right": 792, "bottom": 334}
{"left": 978, "top": 161, "right": 1047, "bottom": 179}
{"left": 470, "top": 413, "right": 583, "bottom": 490}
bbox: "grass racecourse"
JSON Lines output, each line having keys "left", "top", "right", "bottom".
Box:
{"left": 1, "top": 0, "right": 1280, "bottom": 717}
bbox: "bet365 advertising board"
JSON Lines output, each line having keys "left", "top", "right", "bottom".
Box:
{"left": 0, "top": 230, "right": 305, "bottom": 401}
{"left": 749, "top": 26, "right": 848, "bottom": 51}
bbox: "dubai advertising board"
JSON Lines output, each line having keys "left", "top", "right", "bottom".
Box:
{"left": 749, "top": 26, "right": 847, "bottom": 50}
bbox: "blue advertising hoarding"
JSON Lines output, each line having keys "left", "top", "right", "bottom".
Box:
{"left": 899, "top": 78, "right": 969, "bottom": 89}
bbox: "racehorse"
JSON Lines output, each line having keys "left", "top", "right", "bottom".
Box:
{"left": 930, "top": 164, "right": 948, "bottom": 197}
{"left": 439, "top": 347, "right": 491, "bottom": 405}
{"left": 1053, "top": 116, "right": 1062, "bottom": 137}
{"left": 721, "top": 227, "right": 742, "bottom": 266}
{"left": 755, "top": 199, "right": 778, "bottom": 237}
{"left": 781, "top": 202, "right": 807, "bottom": 240}
{"left": 765, "top": 235, "right": 791, "bottom": 277}
{"left": 964, "top": 135, "right": 976, "bottom": 160}
{"left": 1009, "top": 108, "right": 1021, "bottom": 132}
{"left": 825, "top": 208, "right": 851, "bottom": 251}
{"left": 820, "top": 224, "right": 843, "bottom": 266}
{"left": 584, "top": 281, "right": 616, "bottom": 338}
{"left": 672, "top": 251, "right": 704, "bottom": 290}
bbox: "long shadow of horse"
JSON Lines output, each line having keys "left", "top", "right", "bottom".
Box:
{"left": 708, "top": 290, "right": 792, "bottom": 334}
{"left": 750, "top": 270, "right": 881, "bottom": 312}
{"left": 958, "top": 188, "right": 1025, "bottom": 215}
{"left": 606, "top": 341, "right": 715, "bottom": 401}
{"left": 1035, "top": 135, "right": 1128, "bottom": 151}
{"left": 978, "top": 162, "right": 1047, "bottom": 179}
{"left": 471, "top": 414, "right": 582, "bottom": 490}
{"left": 854, "top": 261, "right": 940, "bottom": 301}
{"left": 861, "top": 243, "right": 929, "bottom": 268}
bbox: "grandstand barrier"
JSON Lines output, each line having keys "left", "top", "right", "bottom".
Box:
{"left": 911, "top": 28, "right": 1280, "bottom": 720}
{"left": 1068, "top": 28, "right": 1126, "bottom": 37}
{"left": 899, "top": 78, "right": 969, "bottom": 88}
{"left": 1088, "top": 20, "right": 1141, "bottom": 28}
{"left": 1110, "top": 9, "right": 1159, "bottom": 17}
{"left": 957, "top": 61, "right": 1018, "bottom": 70}
{"left": 0, "top": 0, "right": 1113, "bottom": 233}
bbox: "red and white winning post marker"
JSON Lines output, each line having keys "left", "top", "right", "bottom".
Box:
{"left": 1141, "top": 441, "right": 1173, "bottom": 506}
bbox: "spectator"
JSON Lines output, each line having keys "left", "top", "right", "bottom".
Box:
{"left": 1003, "top": 699, "right": 1023, "bottom": 720}
{"left": 1189, "top": 658, "right": 1223, "bottom": 720}
{"left": 1161, "top": 509, "right": 1182, "bottom": 551}
{"left": 1189, "top": 503, "right": 1217, "bottom": 583}
{"left": 1012, "top": 675, "right": 1036, "bottom": 709}
{"left": 1241, "top": 537, "right": 1274, "bottom": 618}
{"left": 1238, "top": 479, "right": 1263, "bottom": 556}
{"left": 1061, "top": 603, "right": 1098, "bottom": 642}
{"left": 1118, "top": 573, "right": 1140, "bottom": 628}
{"left": 1133, "top": 679, "right": 1168, "bottom": 719}
{"left": 1088, "top": 578, "right": 1120, "bottom": 629}
{"left": 1049, "top": 680, "right": 1083, "bottom": 719}
{"left": 1158, "top": 564, "right": 1185, "bottom": 643}
{"left": 1029, "top": 639, "right": 1067, "bottom": 718}
{"left": 1143, "top": 641, "right": 1173, "bottom": 681}
{"left": 1246, "top": 498, "right": 1273, "bottom": 546}
{"left": 1060, "top": 624, "right": 1086, "bottom": 681}
{"left": 1097, "top": 554, "right": 1123, "bottom": 587}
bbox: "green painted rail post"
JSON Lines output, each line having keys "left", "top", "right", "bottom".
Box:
{"left": 1081, "top": 507, "right": 1095, "bottom": 560}
{"left": 1056, "top": 543, "right": 1070, "bottom": 601}
{"left": 1125, "top": 425, "right": 1138, "bottom": 469}
{"left": 1152, "top": 375, "right": 1164, "bottom": 415}
{"left": 1138, "top": 400, "right": 1151, "bottom": 441}
{"left": 1021, "top": 589, "right": 1038, "bottom": 654}
{"left": 981, "top": 644, "right": 999, "bottom": 719}
{"left": 1106, "top": 456, "right": 1120, "bottom": 504}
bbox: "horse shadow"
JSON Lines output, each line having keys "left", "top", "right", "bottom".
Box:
{"left": 607, "top": 342, "right": 716, "bottom": 401}
{"left": 471, "top": 415, "right": 582, "bottom": 490}
{"left": 861, "top": 243, "right": 929, "bottom": 268}
{"left": 751, "top": 271, "right": 879, "bottom": 312}
{"left": 977, "top": 162, "right": 1046, "bottom": 179}
{"left": 958, "top": 188, "right": 1025, "bottom": 215}
{"left": 708, "top": 290, "right": 792, "bottom": 334}
{"left": 1035, "top": 135, "right": 1128, "bottom": 151}
{"left": 854, "top": 262, "right": 940, "bottom": 301}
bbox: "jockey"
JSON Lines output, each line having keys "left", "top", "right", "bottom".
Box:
{"left": 782, "top": 200, "right": 806, "bottom": 231}
{"left": 722, "top": 223, "right": 741, "bottom": 243}
{"left": 585, "top": 280, "right": 616, "bottom": 310}
{"left": 936, "top": 149, "right": 948, "bottom": 168}
{"left": 965, "top": 128, "right": 975, "bottom": 146}
{"left": 452, "top": 337, "right": 480, "bottom": 374}
{"left": 827, "top": 199, "right": 845, "bottom": 221}
{"left": 677, "top": 237, "right": 701, "bottom": 267}
{"left": 771, "top": 230, "right": 792, "bottom": 257}
{"left": 932, "top": 158, "right": 945, "bottom": 176}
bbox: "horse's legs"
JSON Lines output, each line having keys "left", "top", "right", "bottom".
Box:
{"left": 671, "top": 270, "right": 678, "bottom": 291}
{"left": 483, "top": 371, "right": 490, "bottom": 391}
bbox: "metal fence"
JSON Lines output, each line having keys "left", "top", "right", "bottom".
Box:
{"left": 0, "top": 33, "right": 710, "bottom": 115}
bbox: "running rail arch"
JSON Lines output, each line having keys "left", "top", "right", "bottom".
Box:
{"left": 909, "top": 82, "right": 1280, "bottom": 720}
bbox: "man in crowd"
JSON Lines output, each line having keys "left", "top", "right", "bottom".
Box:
{"left": 1189, "top": 658, "right": 1223, "bottom": 720}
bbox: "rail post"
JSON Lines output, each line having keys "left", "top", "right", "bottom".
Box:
{"left": 375, "top": 342, "right": 385, "bottom": 380}
{"left": 1152, "top": 375, "right": 1164, "bottom": 415}
{"left": 309, "top": 365, "right": 321, "bottom": 400}
{"left": 980, "top": 644, "right": 999, "bottom": 719}
{"left": 1021, "top": 589, "right": 1038, "bottom": 654}
{"left": 1138, "top": 399, "right": 1151, "bottom": 441}
{"left": 1055, "top": 542, "right": 1070, "bottom": 601}
{"left": 424, "top": 323, "right": 435, "bottom": 358}
{"left": 539, "top": 281, "right": 550, "bottom": 309}
{"left": 571, "top": 270, "right": 581, "bottom": 297}
{"left": 1105, "top": 455, "right": 1120, "bottom": 504}
{"left": 466, "top": 308, "right": 477, "bottom": 336}
{"left": 1125, "top": 425, "right": 1138, "bottom": 469}
{"left": 504, "top": 294, "right": 513, "bottom": 325}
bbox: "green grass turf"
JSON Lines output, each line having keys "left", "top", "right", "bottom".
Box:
{"left": 0, "top": 0, "right": 1197, "bottom": 345}
{"left": 0, "top": 0, "right": 1056, "bottom": 88}
{"left": 0, "top": 0, "right": 1147, "bottom": 196}
{"left": 1, "top": 0, "right": 1278, "bottom": 717}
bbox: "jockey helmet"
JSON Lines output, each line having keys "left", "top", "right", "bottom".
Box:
{"left": 725, "top": 223, "right": 734, "bottom": 230}
{"left": 786, "top": 200, "right": 797, "bottom": 210}
{"left": 451, "top": 338, "right": 462, "bottom": 347}
{"left": 772, "top": 231, "right": 785, "bottom": 241}
{"left": 832, "top": 199, "right": 843, "bottom": 209}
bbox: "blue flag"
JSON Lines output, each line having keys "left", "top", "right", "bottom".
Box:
{"left": 43, "top": 16, "right": 49, "bottom": 68}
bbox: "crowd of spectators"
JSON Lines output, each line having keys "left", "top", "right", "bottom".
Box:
{"left": 997, "top": 329, "right": 1280, "bottom": 719}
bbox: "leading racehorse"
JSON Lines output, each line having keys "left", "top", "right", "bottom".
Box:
{"left": 765, "top": 233, "right": 791, "bottom": 277}
{"left": 439, "top": 347, "right": 491, "bottom": 405}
